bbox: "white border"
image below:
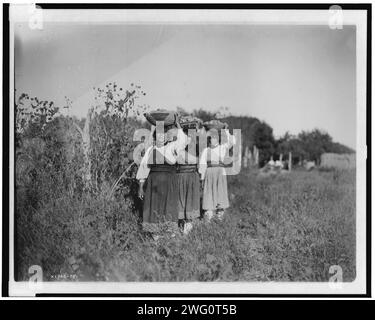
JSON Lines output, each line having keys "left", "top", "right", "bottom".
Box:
{"left": 8, "top": 8, "right": 368, "bottom": 296}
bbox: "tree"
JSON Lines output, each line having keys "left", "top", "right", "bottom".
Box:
{"left": 275, "top": 131, "right": 292, "bottom": 159}
{"left": 329, "top": 142, "right": 355, "bottom": 154}
{"left": 287, "top": 138, "right": 308, "bottom": 165}
{"left": 252, "top": 121, "right": 276, "bottom": 166}
{"left": 298, "top": 129, "right": 333, "bottom": 164}
{"left": 192, "top": 108, "right": 217, "bottom": 123}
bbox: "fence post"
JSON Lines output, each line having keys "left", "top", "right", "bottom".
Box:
{"left": 243, "top": 145, "right": 249, "bottom": 168}
{"left": 248, "top": 146, "right": 252, "bottom": 166}
{"left": 288, "top": 151, "right": 292, "bottom": 171}
{"left": 254, "top": 145, "right": 259, "bottom": 166}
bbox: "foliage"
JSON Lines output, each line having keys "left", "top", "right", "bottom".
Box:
{"left": 15, "top": 93, "right": 59, "bottom": 132}
{"left": 191, "top": 108, "right": 354, "bottom": 166}
{"left": 275, "top": 129, "right": 355, "bottom": 165}
{"left": 15, "top": 82, "right": 148, "bottom": 280}
{"left": 298, "top": 129, "right": 334, "bottom": 163}
{"left": 15, "top": 87, "right": 356, "bottom": 283}
{"left": 88, "top": 83, "right": 148, "bottom": 190}
{"left": 16, "top": 168, "right": 356, "bottom": 282}
{"left": 191, "top": 108, "right": 276, "bottom": 166}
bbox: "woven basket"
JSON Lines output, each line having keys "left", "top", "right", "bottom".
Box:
{"left": 144, "top": 109, "right": 176, "bottom": 126}
{"left": 180, "top": 115, "right": 202, "bottom": 130}
{"left": 203, "top": 120, "right": 227, "bottom": 130}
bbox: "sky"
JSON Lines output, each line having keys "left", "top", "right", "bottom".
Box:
{"left": 15, "top": 23, "right": 356, "bottom": 149}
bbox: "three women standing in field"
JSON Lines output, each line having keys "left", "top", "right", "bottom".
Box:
{"left": 136, "top": 111, "right": 236, "bottom": 238}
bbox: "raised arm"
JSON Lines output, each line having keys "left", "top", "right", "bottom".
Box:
{"left": 146, "top": 125, "right": 156, "bottom": 148}
{"left": 136, "top": 146, "right": 152, "bottom": 182}
{"left": 198, "top": 147, "right": 208, "bottom": 180}
{"left": 223, "top": 128, "right": 236, "bottom": 148}
{"left": 136, "top": 146, "right": 153, "bottom": 200}
{"left": 171, "top": 127, "right": 189, "bottom": 154}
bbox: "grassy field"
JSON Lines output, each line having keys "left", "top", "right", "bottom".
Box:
{"left": 16, "top": 167, "right": 356, "bottom": 282}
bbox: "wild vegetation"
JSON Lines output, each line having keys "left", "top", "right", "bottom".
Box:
{"left": 15, "top": 82, "right": 356, "bottom": 282}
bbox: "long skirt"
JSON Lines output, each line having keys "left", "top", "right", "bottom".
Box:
{"left": 142, "top": 168, "right": 179, "bottom": 233}
{"left": 202, "top": 166, "right": 229, "bottom": 211}
{"left": 177, "top": 171, "right": 201, "bottom": 220}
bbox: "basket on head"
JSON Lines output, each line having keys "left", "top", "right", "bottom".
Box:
{"left": 144, "top": 109, "right": 176, "bottom": 126}
{"left": 180, "top": 115, "right": 203, "bottom": 130}
{"left": 203, "top": 119, "right": 227, "bottom": 130}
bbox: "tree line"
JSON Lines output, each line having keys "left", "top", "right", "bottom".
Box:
{"left": 189, "top": 107, "right": 354, "bottom": 167}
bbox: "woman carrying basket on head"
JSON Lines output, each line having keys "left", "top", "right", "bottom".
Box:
{"left": 199, "top": 120, "right": 236, "bottom": 222}
{"left": 175, "top": 116, "right": 202, "bottom": 234}
{"left": 136, "top": 110, "right": 188, "bottom": 239}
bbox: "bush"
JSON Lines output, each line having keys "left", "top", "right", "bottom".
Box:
{"left": 14, "top": 87, "right": 355, "bottom": 283}
{"left": 15, "top": 83, "right": 147, "bottom": 280}
{"left": 16, "top": 168, "right": 355, "bottom": 282}
{"left": 227, "top": 169, "right": 356, "bottom": 281}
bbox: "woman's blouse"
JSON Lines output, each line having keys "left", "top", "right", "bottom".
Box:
{"left": 198, "top": 129, "right": 236, "bottom": 180}
{"left": 176, "top": 150, "right": 199, "bottom": 165}
{"left": 176, "top": 136, "right": 199, "bottom": 165}
{"left": 136, "top": 129, "right": 188, "bottom": 181}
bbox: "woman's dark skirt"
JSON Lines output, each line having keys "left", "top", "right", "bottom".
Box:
{"left": 177, "top": 165, "right": 200, "bottom": 220}
{"left": 142, "top": 165, "right": 178, "bottom": 233}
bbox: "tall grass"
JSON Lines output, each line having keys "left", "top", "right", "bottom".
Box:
{"left": 16, "top": 168, "right": 356, "bottom": 282}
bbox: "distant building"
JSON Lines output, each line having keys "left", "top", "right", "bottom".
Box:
{"left": 320, "top": 153, "right": 356, "bottom": 169}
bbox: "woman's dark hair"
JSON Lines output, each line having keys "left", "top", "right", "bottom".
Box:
{"left": 152, "top": 124, "right": 175, "bottom": 142}
{"left": 183, "top": 128, "right": 200, "bottom": 156}
{"left": 207, "top": 130, "right": 222, "bottom": 147}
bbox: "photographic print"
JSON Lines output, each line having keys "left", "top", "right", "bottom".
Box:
{"left": 5, "top": 4, "right": 369, "bottom": 296}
